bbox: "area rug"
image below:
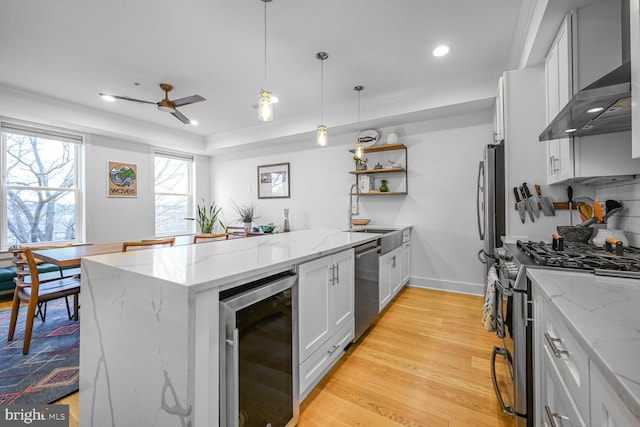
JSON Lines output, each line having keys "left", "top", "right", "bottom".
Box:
{"left": 0, "top": 300, "right": 79, "bottom": 405}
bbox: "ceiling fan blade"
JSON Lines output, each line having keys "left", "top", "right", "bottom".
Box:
{"left": 171, "top": 109, "right": 191, "bottom": 124}
{"left": 108, "top": 94, "right": 156, "bottom": 105}
{"left": 172, "top": 95, "right": 205, "bottom": 107}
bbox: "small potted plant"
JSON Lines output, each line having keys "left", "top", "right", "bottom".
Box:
{"left": 192, "top": 199, "right": 222, "bottom": 234}
{"left": 232, "top": 200, "right": 259, "bottom": 232}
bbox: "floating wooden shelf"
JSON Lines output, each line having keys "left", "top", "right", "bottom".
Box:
{"left": 349, "top": 143, "right": 406, "bottom": 154}
{"left": 349, "top": 167, "right": 406, "bottom": 175}
{"left": 351, "top": 191, "right": 407, "bottom": 195}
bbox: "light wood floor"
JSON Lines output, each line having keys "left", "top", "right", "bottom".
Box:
{"left": 1, "top": 286, "right": 511, "bottom": 426}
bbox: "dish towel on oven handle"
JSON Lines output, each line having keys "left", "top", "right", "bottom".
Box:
{"left": 482, "top": 264, "right": 505, "bottom": 338}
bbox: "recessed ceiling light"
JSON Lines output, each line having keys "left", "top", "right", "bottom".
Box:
{"left": 190, "top": 120, "right": 198, "bottom": 125}
{"left": 99, "top": 93, "right": 116, "bottom": 102}
{"left": 587, "top": 107, "right": 605, "bottom": 113}
{"left": 432, "top": 45, "right": 450, "bottom": 57}
{"left": 565, "top": 128, "right": 578, "bottom": 133}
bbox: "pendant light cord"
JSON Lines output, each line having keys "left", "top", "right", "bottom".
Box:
{"left": 320, "top": 59, "right": 324, "bottom": 123}
{"left": 357, "top": 89, "right": 361, "bottom": 133}
{"left": 264, "top": 0, "right": 268, "bottom": 89}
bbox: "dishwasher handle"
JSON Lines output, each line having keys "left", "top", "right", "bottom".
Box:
{"left": 356, "top": 246, "right": 381, "bottom": 258}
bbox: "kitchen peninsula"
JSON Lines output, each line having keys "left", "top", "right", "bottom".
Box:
{"left": 78, "top": 228, "right": 381, "bottom": 427}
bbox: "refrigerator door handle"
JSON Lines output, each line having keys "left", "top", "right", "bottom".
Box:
{"left": 477, "top": 160, "right": 485, "bottom": 241}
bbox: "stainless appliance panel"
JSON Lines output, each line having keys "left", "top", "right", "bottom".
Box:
{"left": 353, "top": 241, "right": 381, "bottom": 342}
{"left": 220, "top": 272, "right": 299, "bottom": 427}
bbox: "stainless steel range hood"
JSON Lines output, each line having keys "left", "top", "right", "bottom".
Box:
{"left": 539, "top": 61, "right": 631, "bottom": 141}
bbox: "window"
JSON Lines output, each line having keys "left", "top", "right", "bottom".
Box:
{"left": 1, "top": 122, "right": 83, "bottom": 247}
{"left": 154, "top": 151, "right": 194, "bottom": 235}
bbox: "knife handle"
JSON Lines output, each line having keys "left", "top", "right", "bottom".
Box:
{"left": 519, "top": 186, "right": 527, "bottom": 200}
{"left": 535, "top": 184, "right": 542, "bottom": 197}
{"left": 522, "top": 183, "right": 533, "bottom": 199}
{"left": 514, "top": 187, "right": 521, "bottom": 202}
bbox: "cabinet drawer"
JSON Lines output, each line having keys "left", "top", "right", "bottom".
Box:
{"left": 299, "top": 319, "right": 354, "bottom": 400}
{"left": 542, "top": 345, "right": 587, "bottom": 427}
{"left": 542, "top": 300, "right": 590, "bottom": 423}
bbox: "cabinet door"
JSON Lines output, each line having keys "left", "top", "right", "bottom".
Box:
{"left": 541, "top": 346, "right": 587, "bottom": 427}
{"left": 298, "top": 255, "right": 331, "bottom": 362}
{"left": 329, "top": 249, "right": 354, "bottom": 334}
{"left": 494, "top": 77, "right": 505, "bottom": 143}
{"left": 390, "top": 248, "right": 402, "bottom": 296}
{"left": 590, "top": 363, "right": 640, "bottom": 427}
{"left": 378, "top": 252, "right": 392, "bottom": 312}
{"left": 401, "top": 241, "right": 410, "bottom": 285}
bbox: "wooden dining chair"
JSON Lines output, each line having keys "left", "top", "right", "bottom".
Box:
{"left": 225, "top": 226, "right": 249, "bottom": 238}
{"left": 10, "top": 244, "right": 81, "bottom": 322}
{"left": 193, "top": 232, "right": 229, "bottom": 244}
{"left": 7, "top": 248, "right": 81, "bottom": 355}
{"left": 121, "top": 237, "right": 175, "bottom": 252}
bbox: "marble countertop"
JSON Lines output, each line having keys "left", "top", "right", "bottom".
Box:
{"left": 82, "top": 228, "right": 379, "bottom": 291}
{"left": 527, "top": 269, "right": 640, "bottom": 419}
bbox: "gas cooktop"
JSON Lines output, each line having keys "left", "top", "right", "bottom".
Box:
{"left": 514, "top": 240, "right": 640, "bottom": 277}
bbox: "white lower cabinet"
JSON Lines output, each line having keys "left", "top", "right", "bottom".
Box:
{"left": 379, "top": 246, "right": 401, "bottom": 312}
{"left": 401, "top": 229, "right": 411, "bottom": 285}
{"left": 533, "top": 280, "right": 640, "bottom": 427}
{"left": 590, "top": 363, "right": 640, "bottom": 427}
{"left": 298, "top": 249, "right": 354, "bottom": 400}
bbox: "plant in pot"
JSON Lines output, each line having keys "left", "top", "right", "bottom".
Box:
{"left": 231, "top": 200, "right": 259, "bottom": 233}
{"left": 193, "top": 199, "right": 223, "bottom": 234}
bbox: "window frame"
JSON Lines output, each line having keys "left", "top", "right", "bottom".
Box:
{"left": 1, "top": 120, "right": 85, "bottom": 249}
{"left": 153, "top": 150, "right": 195, "bottom": 237}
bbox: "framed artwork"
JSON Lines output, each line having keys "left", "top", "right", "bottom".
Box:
{"left": 258, "top": 162, "right": 290, "bottom": 199}
{"left": 108, "top": 161, "right": 138, "bottom": 197}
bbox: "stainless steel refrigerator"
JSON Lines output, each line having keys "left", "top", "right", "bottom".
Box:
{"left": 477, "top": 143, "right": 506, "bottom": 276}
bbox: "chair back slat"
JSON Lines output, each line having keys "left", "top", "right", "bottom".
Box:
{"left": 122, "top": 237, "right": 175, "bottom": 252}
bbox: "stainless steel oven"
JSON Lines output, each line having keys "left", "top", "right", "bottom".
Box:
{"left": 219, "top": 271, "right": 299, "bottom": 427}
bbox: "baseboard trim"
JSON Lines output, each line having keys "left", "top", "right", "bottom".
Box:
{"left": 407, "top": 276, "right": 484, "bottom": 296}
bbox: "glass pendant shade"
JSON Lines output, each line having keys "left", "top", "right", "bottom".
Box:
{"left": 317, "top": 124, "right": 328, "bottom": 147}
{"left": 258, "top": 90, "right": 273, "bottom": 121}
{"left": 354, "top": 142, "right": 364, "bottom": 160}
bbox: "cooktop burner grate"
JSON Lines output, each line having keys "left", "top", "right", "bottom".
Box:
{"left": 515, "top": 240, "right": 640, "bottom": 274}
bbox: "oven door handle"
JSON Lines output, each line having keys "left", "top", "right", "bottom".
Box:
{"left": 225, "top": 328, "right": 240, "bottom": 427}
{"left": 491, "top": 346, "right": 515, "bottom": 416}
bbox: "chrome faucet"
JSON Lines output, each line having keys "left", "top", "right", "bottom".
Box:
{"left": 349, "top": 183, "right": 360, "bottom": 229}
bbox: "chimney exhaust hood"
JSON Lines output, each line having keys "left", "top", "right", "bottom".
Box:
{"left": 539, "top": 61, "right": 631, "bottom": 141}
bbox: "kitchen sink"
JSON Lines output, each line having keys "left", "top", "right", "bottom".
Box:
{"left": 348, "top": 228, "right": 402, "bottom": 254}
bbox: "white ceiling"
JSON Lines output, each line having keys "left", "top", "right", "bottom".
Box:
{"left": 0, "top": 0, "right": 599, "bottom": 153}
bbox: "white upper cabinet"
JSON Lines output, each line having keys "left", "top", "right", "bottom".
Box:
{"left": 632, "top": 0, "right": 640, "bottom": 158}
{"left": 544, "top": 1, "right": 640, "bottom": 184}
{"left": 545, "top": 14, "right": 574, "bottom": 184}
{"left": 494, "top": 77, "right": 505, "bottom": 143}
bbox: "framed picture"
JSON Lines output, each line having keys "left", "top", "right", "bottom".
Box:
{"left": 108, "top": 161, "right": 138, "bottom": 197}
{"left": 258, "top": 162, "right": 290, "bottom": 199}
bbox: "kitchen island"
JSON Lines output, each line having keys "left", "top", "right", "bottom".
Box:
{"left": 528, "top": 269, "right": 640, "bottom": 425}
{"left": 79, "top": 228, "right": 378, "bottom": 427}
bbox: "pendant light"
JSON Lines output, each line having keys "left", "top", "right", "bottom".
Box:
{"left": 316, "top": 52, "right": 329, "bottom": 147}
{"left": 354, "top": 85, "right": 364, "bottom": 159}
{"left": 258, "top": 0, "right": 273, "bottom": 122}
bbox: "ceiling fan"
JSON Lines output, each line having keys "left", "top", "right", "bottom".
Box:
{"left": 99, "top": 83, "right": 206, "bottom": 124}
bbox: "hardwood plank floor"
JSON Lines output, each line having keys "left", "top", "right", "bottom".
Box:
{"left": 1, "top": 286, "right": 511, "bottom": 426}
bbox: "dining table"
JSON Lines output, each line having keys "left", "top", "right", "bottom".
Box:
{"left": 31, "top": 242, "right": 126, "bottom": 268}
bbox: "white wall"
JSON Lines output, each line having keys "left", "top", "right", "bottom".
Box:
{"left": 85, "top": 135, "right": 211, "bottom": 243}
{"left": 212, "top": 110, "right": 494, "bottom": 295}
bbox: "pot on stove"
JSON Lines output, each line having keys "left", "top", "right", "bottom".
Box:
{"left": 591, "top": 228, "right": 628, "bottom": 247}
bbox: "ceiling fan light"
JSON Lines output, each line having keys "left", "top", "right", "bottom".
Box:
{"left": 100, "top": 93, "right": 116, "bottom": 102}
{"left": 317, "top": 124, "right": 328, "bottom": 147}
{"left": 432, "top": 44, "right": 450, "bottom": 57}
{"left": 258, "top": 90, "right": 273, "bottom": 121}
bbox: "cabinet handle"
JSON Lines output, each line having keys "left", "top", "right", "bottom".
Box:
{"left": 335, "top": 263, "right": 340, "bottom": 284}
{"left": 545, "top": 405, "right": 569, "bottom": 427}
{"left": 544, "top": 332, "right": 569, "bottom": 358}
{"left": 392, "top": 256, "right": 396, "bottom": 268}
{"left": 327, "top": 344, "right": 340, "bottom": 354}
{"left": 328, "top": 265, "right": 335, "bottom": 286}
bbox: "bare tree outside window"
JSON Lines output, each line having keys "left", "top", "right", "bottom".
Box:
{"left": 4, "top": 132, "right": 78, "bottom": 244}
{"left": 155, "top": 154, "right": 192, "bottom": 235}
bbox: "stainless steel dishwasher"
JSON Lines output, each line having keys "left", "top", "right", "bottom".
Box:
{"left": 353, "top": 240, "right": 381, "bottom": 342}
